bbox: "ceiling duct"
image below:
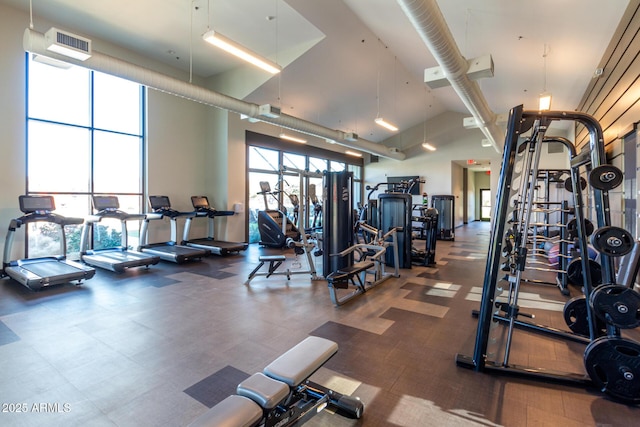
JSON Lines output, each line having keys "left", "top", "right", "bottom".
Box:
{"left": 396, "top": 0, "right": 503, "bottom": 152}
{"left": 23, "top": 28, "right": 405, "bottom": 161}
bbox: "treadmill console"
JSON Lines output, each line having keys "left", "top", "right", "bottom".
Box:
{"left": 149, "top": 195, "right": 172, "bottom": 211}
{"left": 259, "top": 181, "right": 271, "bottom": 193}
{"left": 93, "top": 195, "right": 119, "bottom": 211}
{"left": 19, "top": 195, "right": 55, "bottom": 213}
{"left": 191, "top": 196, "right": 211, "bottom": 210}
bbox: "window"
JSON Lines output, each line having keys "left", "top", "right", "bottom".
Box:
{"left": 26, "top": 54, "right": 145, "bottom": 257}
{"left": 246, "top": 133, "right": 363, "bottom": 243}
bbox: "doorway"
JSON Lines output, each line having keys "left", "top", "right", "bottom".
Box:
{"left": 480, "top": 189, "right": 491, "bottom": 221}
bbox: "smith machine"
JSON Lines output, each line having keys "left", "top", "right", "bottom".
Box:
{"left": 457, "top": 105, "right": 640, "bottom": 404}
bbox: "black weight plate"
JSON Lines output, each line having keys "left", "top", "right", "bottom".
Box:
{"left": 563, "top": 296, "right": 606, "bottom": 337}
{"left": 564, "top": 176, "right": 587, "bottom": 192}
{"left": 567, "top": 218, "right": 595, "bottom": 239}
{"left": 566, "top": 258, "right": 602, "bottom": 287}
{"left": 589, "top": 164, "right": 624, "bottom": 191}
{"left": 591, "top": 226, "right": 634, "bottom": 257}
{"left": 590, "top": 284, "right": 640, "bottom": 329}
{"left": 584, "top": 336, "right": 640, "bottom": 404}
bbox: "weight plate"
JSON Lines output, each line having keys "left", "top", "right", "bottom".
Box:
{"left": 591, "top": 226, "right": 634, "bottom": 257}
{"left": 588, "top": 164, "right": 624, "bottom": 191}
{"left": 590, "top": 284, "right": 640, "bottom": 329}
{"left": 566, "top": 258, "right": 602, "bottom": 287}
{"left": 567, "top": 218, "right": 595, "bottom": 239}
{"left": 584, "top": 336, "right": 640, "bottom": 404}
{"left": 563, "top": 295, "right": 606, "bottom": 337}
{"left": 564, "top": 176, "right": 587, "bottom": 192}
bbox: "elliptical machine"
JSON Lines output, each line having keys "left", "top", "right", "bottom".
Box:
{"left": 256, "top": 181, "right": 301, "bottom": 248}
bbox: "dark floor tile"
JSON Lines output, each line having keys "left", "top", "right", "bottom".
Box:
{"left": 0, "top": 320, "right": 19, "bottom": 346}
{"left": 183, "top": 365, "right": 250, "bottom": 408}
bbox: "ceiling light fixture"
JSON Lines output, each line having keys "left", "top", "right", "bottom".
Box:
{"left": 420, "top": 87, "right": 435, "bottom": 151}
{"left": 345, "top": 150, "right": 362, "bottom": 157}
{"left": 374, "top": 117, "right": 398, "bottom": 132}
{"left": 279, "top": 133, "right": 306, "bottom": 144}
{"left": 374, "top": 40, "right": 398, "bottom": 132}
{"left": 538, "top": 44, "right": 552, "bottom": 111}
{"left": 203, "top": 30, "right": 281, "bottom": 74}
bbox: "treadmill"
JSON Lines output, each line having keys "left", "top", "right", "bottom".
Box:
{"left": 2, "top": 195, "right": 96, "bottom": 291}
{"left": 182, "top": 196, "right": 248, "bottom": 256}
{"left": 79, "top": 196, "right": 160, "bottom": 273}
{"left": 139, "top": 196, "right": 210, "bottom": 263}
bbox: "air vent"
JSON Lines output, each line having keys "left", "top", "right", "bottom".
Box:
{"left": 44, "top": 27, "right": 92, "bottom": 61}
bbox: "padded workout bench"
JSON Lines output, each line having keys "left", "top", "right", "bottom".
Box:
{"left": 245, "top": 252, "right": 320, "bottom": 285}
{"left": 247, "top": 255, "right": 287, "bottom": 280}
{"left": 189, "top": 336, "right": 363, "bottom": 427}
{"left": 326, "top": 262, "right": 374, "bottom": 291}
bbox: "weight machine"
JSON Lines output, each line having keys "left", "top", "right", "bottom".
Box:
{"left": 323, "top": 171, "right": 402, "bottom": 305}
{"left": 457, "top": 105, "right": 640, "bottom": 404}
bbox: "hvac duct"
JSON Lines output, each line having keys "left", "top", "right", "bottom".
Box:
{"left": 396, "top": 0, "right": 503, "bottom": 152}
{"left": 23, "top": 28, "right": 405, "bottom": 161}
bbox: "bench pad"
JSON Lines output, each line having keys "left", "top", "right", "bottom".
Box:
{"left": 188, "top": 395, "right": 262, "bottom": 427}
{"left": 263, "top": 336, "right": 338, "bottom": 387}
{"left": 258, "top": 255, "right": 286, "bottom": 262}
{"left": 337, "top": 262, "right": 374, "bottom": 274}
{"left": 237, "top": 373, "right": 289, "bottom": 409}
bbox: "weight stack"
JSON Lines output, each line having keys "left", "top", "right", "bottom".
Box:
{"left": 431, "top": 195, "right": 455, "bottom": 241}
{"left": 379, "top": 193, "right": 413, "bottom": 269}
{"left": 322, "top": 171, "right": 353, "bottom": 277}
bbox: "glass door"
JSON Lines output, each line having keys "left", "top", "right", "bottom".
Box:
{"left": 480, "top": 189, "right": 491, "bottom": 221}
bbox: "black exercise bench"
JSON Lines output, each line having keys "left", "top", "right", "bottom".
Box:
{"left": 326, "top": 261, "right": 374, "bottom": 291}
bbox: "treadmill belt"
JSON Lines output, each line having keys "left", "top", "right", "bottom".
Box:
{"left": 24, "top": 260, "right": 83, "bottom": 277}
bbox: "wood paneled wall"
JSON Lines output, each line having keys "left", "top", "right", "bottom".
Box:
{"left": 576, "top": 0, "right": 640, "bottom": 149}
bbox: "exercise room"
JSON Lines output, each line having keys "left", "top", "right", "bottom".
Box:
{"left": 1, "top": 0, "right": 640, "bottom": 426}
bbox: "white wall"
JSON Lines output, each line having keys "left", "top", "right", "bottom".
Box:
{"left": 0, "top": 4, "right": 33, "bottom": 256}
{"left": 365, "top": 111, "right": 503, "bottom": 225}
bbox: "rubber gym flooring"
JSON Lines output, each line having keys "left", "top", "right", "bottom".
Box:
{"left": 1, "top": 221, "right": 639, "bottom": 426}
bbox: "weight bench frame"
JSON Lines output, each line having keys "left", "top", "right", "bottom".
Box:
{"left": 245, "top": 249, "right": 320, "bottom": 285}
{"left": 188, "top": 336, "right": 363, "bottom": 427}
{"left": 326, "top": 228, "right": 400, "bottom": 306}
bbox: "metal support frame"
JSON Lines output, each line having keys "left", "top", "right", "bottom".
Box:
{"left": 456, "top": 105, "right": 617, "bottom": 387}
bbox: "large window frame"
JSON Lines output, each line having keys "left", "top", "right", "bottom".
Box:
{"left": 25, "top": 53, "right": 146, "bottom": 256}
{"left": 246, "top": 131, "right": 363, "bottom": 243}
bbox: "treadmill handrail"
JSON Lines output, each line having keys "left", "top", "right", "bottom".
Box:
{"left": 13, "top": 212, "right": 83, "bottom": 228}
{"left": 86, "top": 209, "right": 147, "bottom": 223}
{"left": 151, "top": 207, "right": 196, "bottom": 219}
{"left": 193, "top": 208, "right": 234, "bottom": 218}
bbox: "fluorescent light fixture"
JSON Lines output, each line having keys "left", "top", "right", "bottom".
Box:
{"left": 279, "top": 133, "right": 307, "bottom": 144}
{"left": 538, "top": 92, "right": 552, "bottom": 111}
{"left": 240, "top": 114, "right": 260, "bottom": 123}
{"left": 44, "top": 27, "right": 92, "bottom": 61}
{"left": 203, "top": 30, "right": 281, "bottom": 74}
{"left": 421, "top": 142, "right": 436, "bottom": 151}
{"left": 345, "top": 150, "right": 362, "bottom": 157}
{"left": 375, "top": 117, "right": 398, "bottom": 132}
{"left": 481, "top": 139, "right": 492, "bottom": 147}
{"left": 325, "top": 138, "right": 337, "bottom": 144}
{"left": 32, "top": 53, "right": 72, "bottom": 69}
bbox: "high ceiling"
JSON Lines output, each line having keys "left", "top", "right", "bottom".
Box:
{"left": 1, "top": 0, "right": 630, "bottom": 147}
